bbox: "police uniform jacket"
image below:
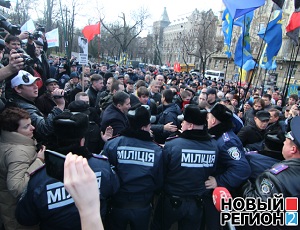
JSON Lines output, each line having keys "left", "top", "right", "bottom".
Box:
{"left": 103, "top": 128, "right": 163, "bottom": 203}
{"left": 243, "top": 158, "right": 300, "bottom": 200}
{"left": 163, "top": 129, "right": 218, "bottom": 197}
{"left": 151, "top": 103, "right": 181, "bottom": 144}
{"left": 15, "top": 147, "right": 120, "bottom": 230}
{"left": 209, "top": 123, "right": 251, "bottom": 191}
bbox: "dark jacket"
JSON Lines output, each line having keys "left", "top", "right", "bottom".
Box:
{"left": 86, "top": 86, "right": 98, "bottom": 107}
{"left": 35, "top": 92, "right": 57, "bottom": 116}
{"left": 151, "top": 103, "right": 181, "bottom": 144}
{"left": 209, "top": 123, "right": 251, "bottom": 192}
{"left": 149, "top": 92, "right": 161, "bottom": 105}
{"left": 95, "top": 90, "right": 109, "bottom": 110}
{"left": 243, "top": 158, "right": 300, "bottom": 200}
{"left": 99, "top": 93, "right": 113, "bottom": 112}
{"left": 26, "top": 42, "right": 50, "bottom": 84}
{"left": 15, "top": 146, "right": 120, "bottom": 230}
{"left": 163, "top": 129, "right": 218, "bottom": 196}
{"left": 237, "top": 122, "right": 266, "bottom": 151}
{"left": 100, "top": 103, "right": 129, "bottom": 136}
{"left": 8, "top": 94, "right": 63, "bottom": 144}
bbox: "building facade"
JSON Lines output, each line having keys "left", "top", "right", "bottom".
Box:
{"left": 153, "top": 1, "right": 300, "bottom": 90}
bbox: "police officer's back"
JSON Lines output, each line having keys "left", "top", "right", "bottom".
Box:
{"left": 102, "top": 105, "right": 163, "bottom": 230}
{"left": 151, "top": 105, "right": 219, "bottom": 230}
{"left": 205, "top": 103, "right": 251, "bottom": 192}
{"left": 15, "top": 111, "right": 119, "bottom": 230}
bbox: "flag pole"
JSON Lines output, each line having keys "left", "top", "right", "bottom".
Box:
{"left": 283, "top": 44, "right": 300, "bottom": 102}
{"left": 224, "top": 21, "right": 234, "bottom": 82}
{"left": 243, "top": 8, "right": 274, "bottom": 103}
{"left": 282, "top": 44, "right": 295, "bottom": 98}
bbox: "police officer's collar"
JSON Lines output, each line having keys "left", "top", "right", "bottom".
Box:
{"left": 120, "top": 128, "right": 153, "bottom": 141}
{"left": 209, "top": 122, "right": 233, "bottom": 139}
{"left": 179, "top": 129, "right": 211, "bottom": 141}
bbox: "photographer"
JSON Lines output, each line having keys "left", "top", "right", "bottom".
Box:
{"left": 7, "top": 70, "right": 65, "bottom": 145}
{"left": 25, "top": 36, "right": 50, "bottom": 95}
{"left": 27, "top": 38, "right": 50, "bottom": 83}
{"left": 1, "top": 35, "right": 36, "bottom": 99}
{"left": 0, "top": 40, "right": 24, "bottom": 104}
{"left": 0, "top": 39, "right": 23, "bottom": 79}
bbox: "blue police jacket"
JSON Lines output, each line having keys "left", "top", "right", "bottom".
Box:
{"left": 163, "top": 129, "right": 218, "bottom": 197}
{"left": 103, "top": 128, "right": 163, "bottom": 202}
{"left": 15, "top": 147, "right": 120, "bottom": 230}
{"left": 209, "top": 124, "right": 251, "bottom": 191}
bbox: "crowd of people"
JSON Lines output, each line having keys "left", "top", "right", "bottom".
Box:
{"left": 0, "top": 33, "right": 300, "bottom": 230}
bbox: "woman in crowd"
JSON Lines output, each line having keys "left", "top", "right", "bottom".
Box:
{"left": 0, "top": 107, "right": 45, "bottom": 230}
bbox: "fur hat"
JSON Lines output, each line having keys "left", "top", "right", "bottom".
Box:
{"left": 127, "top": 105, "right": 150, "bottom": 129}
{"left": 68, "top": 101, "right": 90, "bottom": 115}
{"left": 182, "top": 104, "right": 207, "bottom": 125}
{"left": 53, "top": 111, "right": 89, "bottom": 140}
{"left": 208, "top": 103, "right": 233, "bottom": 122}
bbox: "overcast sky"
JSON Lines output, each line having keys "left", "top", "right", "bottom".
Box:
{"left": 10, "top": 0, "right": 225, "bottom": 37}
{"left": 81, "top": 0, "right": 225, "bottom": 36}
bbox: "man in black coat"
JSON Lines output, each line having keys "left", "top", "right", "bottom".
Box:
{"left": 238, "top": 110, "right": 270, "bottom": 152}
{"left": 100, "top": 91, "right": 131, "bottom": 136}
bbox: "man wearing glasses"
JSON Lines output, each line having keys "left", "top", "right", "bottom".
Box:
{"left": 243, "top": 116, "right": 300, "bottom": 200}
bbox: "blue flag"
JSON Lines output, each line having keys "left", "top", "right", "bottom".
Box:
{"left": 222, "top": 8, "right": 233, "bottom": 58}
{"left": 223, "top": 0, "right": 265, "bottom": 19}
{"left": 234, "top": 11, "right": 254, "bottom": 67}
{"left": 242, "top": 59, "right": 257, "bottom": 72}
{"left": 258, "top": 10, "right": 282, "bottom": 70}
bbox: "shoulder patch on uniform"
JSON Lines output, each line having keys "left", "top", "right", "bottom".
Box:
{"left": 260, "top": 178, "right": 274, "bottom": 195}
{"left": 269, "top": 164, "right": 289, "bottom": 175}
{"left": 227, "top": 147, "right": 241, "bottom": 160}
{"left": 165, "top": 135, "right": 179, "bottom": 141}
{"left": 222, "top": 132, "right": 230, "bottom": 142}
{"left": 30, "top": 164, "right": 46, "bottom": 176}
{"left": 92, "top": 154, "right": 108, "bottom": 160}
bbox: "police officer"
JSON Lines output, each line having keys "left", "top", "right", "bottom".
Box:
{"left": 151, "top": 104, "right": 219, "bottom": 230}
{"left": 204, "top": 103, "right": 251, "bottom": 229}
{"left": 15, "top": 111, "right": 120, "bottom": 230}
{"left": 243, "top": 116, "right": 300, "bottom": 201}
{"left": 205, "top": 103, "right": 251, "bottom": 192}
{"left": 102, "top": 105, "right": 163, "bottom": 230}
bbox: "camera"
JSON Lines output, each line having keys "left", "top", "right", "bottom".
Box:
{"left": 28, "top": 31, "right": 43, "bottom": 40}
{"left": 16, "top": 48, "right": 34, "bottom": 67}
{"left": 36, "top": 23, "right": 45, "bottom": 33}
{"left": 0, "top": 14, "right": 21, "bottom": 36}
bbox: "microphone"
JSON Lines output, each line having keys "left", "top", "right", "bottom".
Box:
{"left": 213, "top": 186, "right": 232, "bottom": 212}
{"left": 213, "top": 187, "right": 236, "bottom": 230}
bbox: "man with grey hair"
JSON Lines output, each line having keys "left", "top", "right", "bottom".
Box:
{"left": 149, "top": 80, "right": 161, "bottom": 105}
